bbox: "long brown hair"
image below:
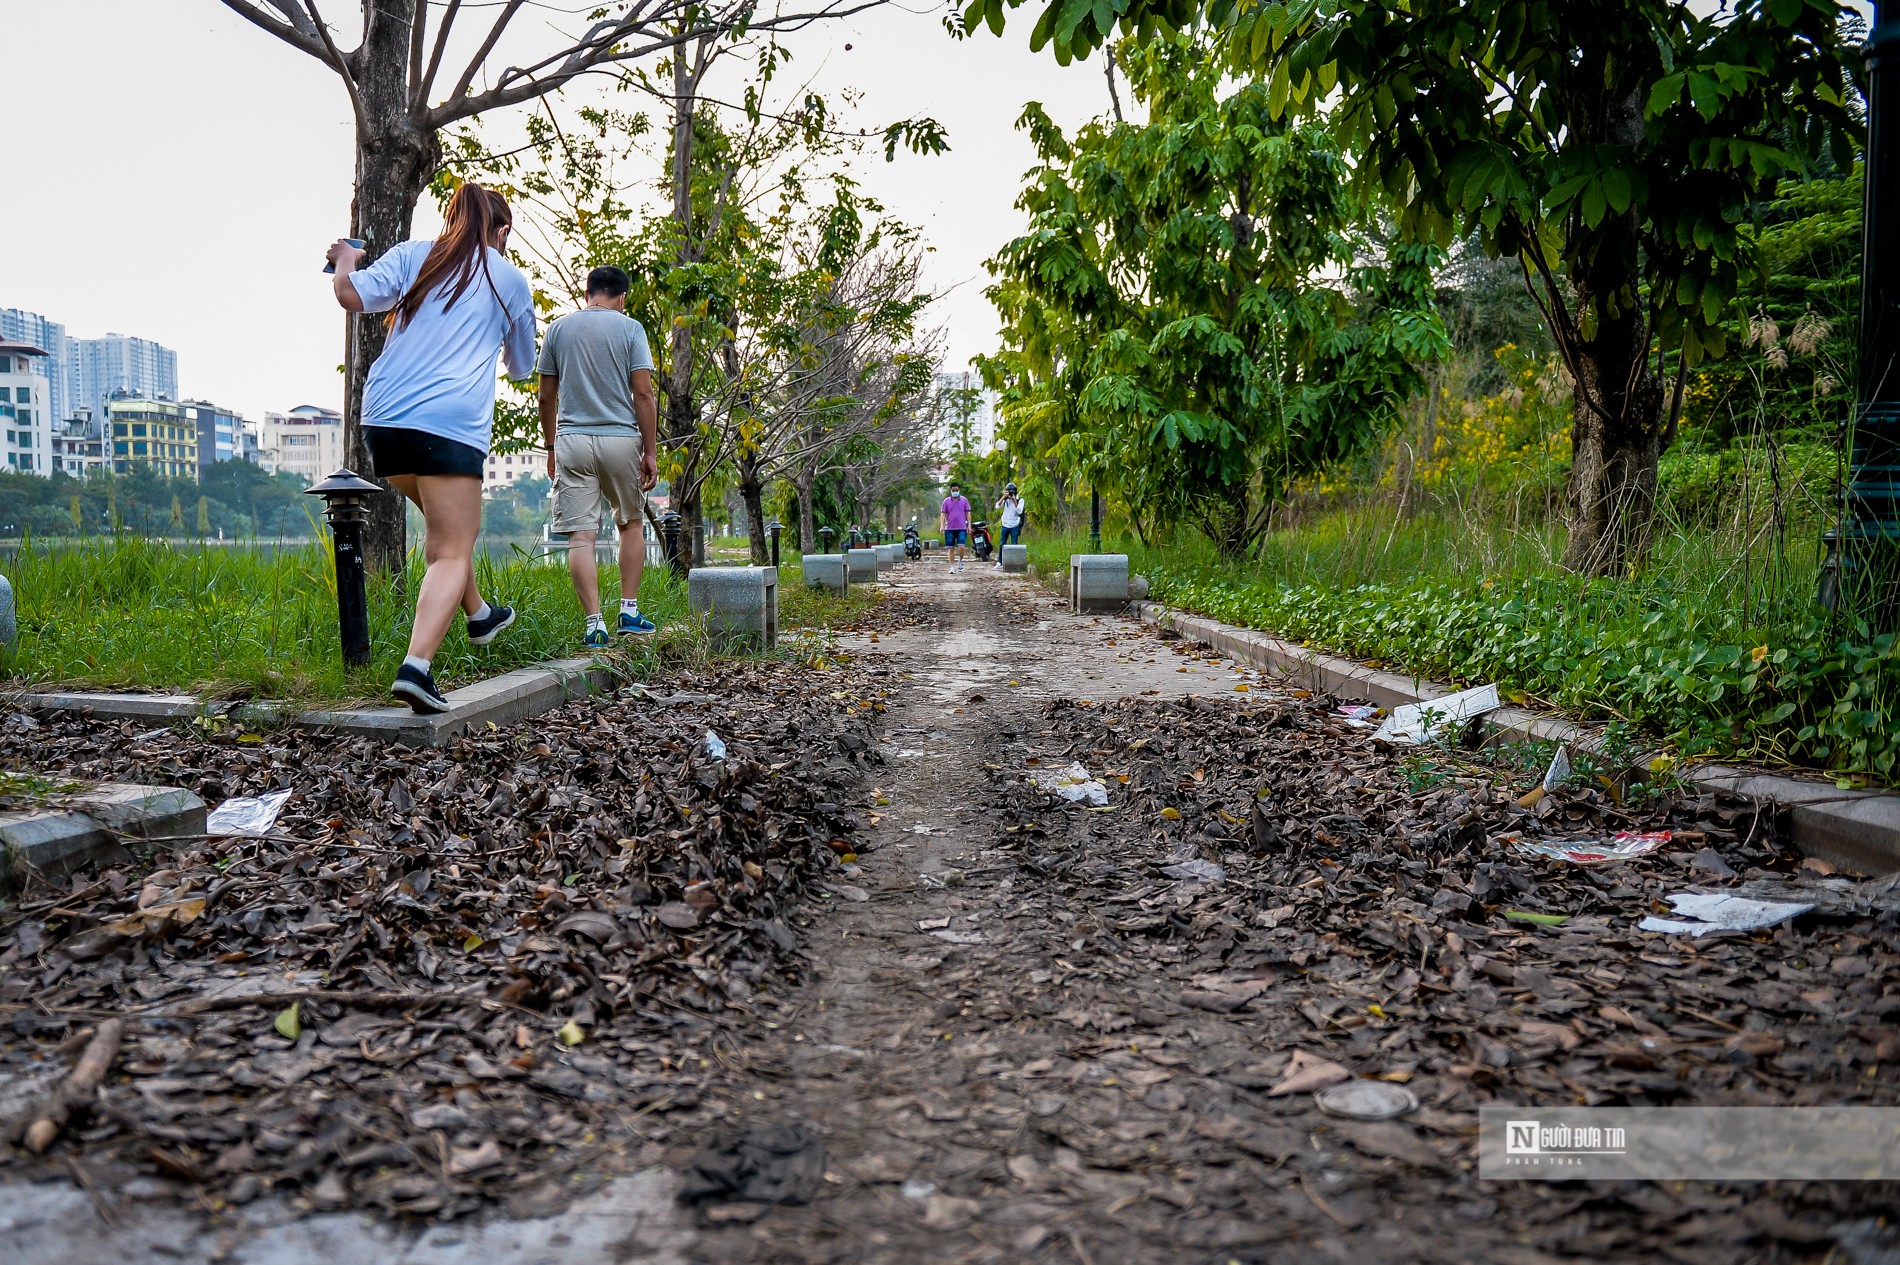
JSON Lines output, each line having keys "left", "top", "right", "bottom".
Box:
{"left": 386, "top": 182, "right": 512, "bottom": 331}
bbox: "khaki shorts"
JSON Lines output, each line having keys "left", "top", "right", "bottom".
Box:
{"left": 551, "top": 431, "right": 645, "bottom": 533}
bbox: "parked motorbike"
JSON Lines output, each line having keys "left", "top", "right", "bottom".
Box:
{"left": 903, "top": 519, "right": 922, "bottom": 560}
{"left": 970, "top": 521, "right": 995, "bottom": 562}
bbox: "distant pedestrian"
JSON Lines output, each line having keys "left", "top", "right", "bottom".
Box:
{"left": 994, "top": 482, "right": 1024, "bottom": 568}
{"left": 538, "top": 265, "right": 659, "bottom": 647}
{"left": 941, "top": 481, "right": 972, "bottom": 572}
{"left": 326, "top": 182, "right": 537, "bottom": 714}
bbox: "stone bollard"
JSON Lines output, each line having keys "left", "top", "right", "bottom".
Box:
{"left": 874, "top": 543, "right": 900, "bottom": 575}
{"left": 1069, "top": 554, "right": 1130, "bottom": 614}
{"left": 802, "top": 554, "right": 848, "bottom": 594}
{"left": 845, "top": 547, "right": 878, "bottom": 585}
{"left": 688, "top": 566, "right": 779, "bottom": 651}
{"left": 999, "top": 544, "right": 1029, "bottom": 574}
{"left": 0, "top": 574, "right": 14, "bottom": 656}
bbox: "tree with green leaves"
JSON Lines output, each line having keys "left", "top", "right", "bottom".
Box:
{"left": 980, "top": 36, "right": 1446, "bottom": 558}
{"left": 965, "top": 0, "right": 1861, "bottom": 575}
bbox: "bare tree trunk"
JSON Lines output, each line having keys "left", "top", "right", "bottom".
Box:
{"left": 348, "top": 0, "right": 439, "bottom": 573}
{"left": 1554, "top": 87, "right": 1669, "bottom": 578}
{"left": 739, "top": 471, "right": 769, "bottom": 564}
{"left": 795, "top": 467, "right": 817, "bottom": 551}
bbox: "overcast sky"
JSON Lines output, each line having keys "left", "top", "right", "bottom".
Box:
{"left": 7, "top": 1, "right": 1111, "bottom": 422}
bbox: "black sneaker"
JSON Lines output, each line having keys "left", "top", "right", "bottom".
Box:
{"left": 391, "top": 663, "right": 451, "bottom": 714}
{"left": 467, "top": 603, "right": 515, "bottom": 646}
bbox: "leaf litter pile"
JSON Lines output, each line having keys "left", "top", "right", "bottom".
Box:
{"left": 926, "top": 686, "right": 1900, "bottom": 1261}
{"left": 0, "top": 661, "right": 891, "bottom": 1218}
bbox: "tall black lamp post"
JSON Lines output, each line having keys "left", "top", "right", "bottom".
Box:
{"left": 820, "top": 525, "right": 836, "bottom": 554}
{"left": 305, "top": 468, "right": 382, "bottom": 667}
{"left": 1829, "top": 3, "right": 1900, "bottom": 628}
{"left": 1089, "top": 488, "right": 1103, "bottom": 554}
{"left": 766, "top": 519, "right": 784, "bottom": 567}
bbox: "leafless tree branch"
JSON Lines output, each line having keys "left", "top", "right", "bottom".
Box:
{"left": 217, "top": 0, "right": 328, "bottom": 61}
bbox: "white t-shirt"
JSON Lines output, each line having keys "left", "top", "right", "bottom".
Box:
{"left": 998, "top": 495, "right": 1025, "bottom": 528}
{"left": 350, "top": 240, "right": 537, "bottom": 453}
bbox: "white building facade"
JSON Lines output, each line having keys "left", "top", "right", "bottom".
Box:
{"left": 0, "top": 341, "right": 54, "bottom": 475}
{"left": 0, "top": 310, "right": 68, "bottom": 426}
{"left": 0, "top": 308, "right": 178, "bottom": 430}
{"left": 933, "top": 369, "right": 1000, "bottom": 457}
{"left": 257, "top": 405, "right": 345, "bottom": 484}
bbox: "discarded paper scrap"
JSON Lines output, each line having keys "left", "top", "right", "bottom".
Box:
{"left": 1640, "top": 892, "right": 1815, "bottom": 937}
{"left": 1371, "top": 684, "right": 1500, "bottom": 746}
{"left": 1509, "top": 830, "right": 1670, "bottom": 865}
{"left": 205, "top": 787, "right": 293, "bottom": 839}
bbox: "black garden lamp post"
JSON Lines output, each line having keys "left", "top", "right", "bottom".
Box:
{"left": 661, "top": 510, "right": 685, "bottom": 578}
{"left": 1828, "top": 2, "right": 1900, "bottom": 628}
{"left": 1089, "top": 488, "right": 1103, "bottom": 553}
{"left": 305, "top": 468, "right": 382, "bottom": 667}
{"left": 766, "top": 519, "right": 784, "bottom": 567}
{"left": 820, "top": 525, "right": 837, "bottom": 554}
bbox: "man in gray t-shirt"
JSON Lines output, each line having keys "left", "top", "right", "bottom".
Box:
{"left": 537, "top": 265, "right": 661, "bottom": 646}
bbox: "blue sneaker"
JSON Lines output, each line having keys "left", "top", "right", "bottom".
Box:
{"left": 617, "top": 610, "right": 657, "bottom": 636}
{"left": 467, "top": 603, "right": 515, "bottom": 646}
{"left": 583, "top": 625, "right": 610, "bottom": 649}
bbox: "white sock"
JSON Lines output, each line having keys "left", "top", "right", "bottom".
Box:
{"left": 585, "top": 613, "right": 606, "bottom": 631}
{"left": 620, "top": 598, "right": 640, "bottom": 616}
{"left": 469, "top": 600, "right": 493, "bottom": 623}
{"left": 402, "top": 654, "right": 431, "bottom": 676}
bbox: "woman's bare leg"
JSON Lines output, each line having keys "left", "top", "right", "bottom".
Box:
{"left": 404, "top": 474, "right": 485, "bottom": 661}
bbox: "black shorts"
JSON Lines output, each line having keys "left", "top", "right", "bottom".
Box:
{"left": 365, "top": 425, "right": 485, "bottom": 478}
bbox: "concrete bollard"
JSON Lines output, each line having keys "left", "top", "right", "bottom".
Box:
{"left": 1070, "top": 554, "right": 1130, "bottom": 614}
{"left": 874, "top": 543, "right": 900, "bottom": 575}
{"left": 845, "top": 547, "right": 878, "bottom": 585}
{"left": 802, "top": 554, "right": 848, "bottom": 594}
{"left": 999, "top": 544, "right": 1029, "bottom": 574}
{"left": 688, "top": 566, "right": 779, "bottom": 651}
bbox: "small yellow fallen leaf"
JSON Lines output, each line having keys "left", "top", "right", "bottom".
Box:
{"left": 1368, "top": 1003, "right": 1387, "bottom": 1018}
{"left": 1007, "top": 680, "right": 1020, "bottom": 687}
{"left": 463, "top": 934, "right": 484, "bottom": 952}
{"left": 557, "top": 1020, "right": 585, "bottom": 1046}
{"left": 1160, "top": 807, "right": 1181, "bottom": 821}
{"left": 275, "top": 1000, "right": 302, "bottom": 1040}
{"left": 1234, "top": 683, "right": 1249, "bottom": 692}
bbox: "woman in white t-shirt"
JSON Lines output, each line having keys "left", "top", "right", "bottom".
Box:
{"left": 326, "top": 182, "right": 537, "bottom": 714}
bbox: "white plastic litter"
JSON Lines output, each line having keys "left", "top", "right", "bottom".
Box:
{"left": 1035, "top": 761, "right": 1109, "bottom": 807}
{"left": 1639, "top": 892, "right": 1815, "bottom": 937}
{"left": 1161, "top": 859, "right": 1227, "bottom": 883}
{"left": 205, "top": 788, "right": 293, "bottom": 839}
{"left": 703, "top": 731, "right": 727, "bottom": 761}
{"left": 1371, "top": 683, "right": 1500, "bottom": 745}
{"left": 1316, "top": 1080, "right": 1418, "bottom": 1120}
{"left": 1543, "top": 745, "right": 1573, "bottom": 792}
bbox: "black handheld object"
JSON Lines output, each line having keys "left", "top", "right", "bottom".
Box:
{"left": 322, "top": 238, "right": 366, "bottom": 274}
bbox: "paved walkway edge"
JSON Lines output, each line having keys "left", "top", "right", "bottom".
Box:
{"left": 1, "top": 782, "right": 206, "bottom": 889}
{"left": 1131, "top": 600, "right": 1900, "bottom": 876}
{"left": 12, "top": 657, "right": 617, "bottom": 748}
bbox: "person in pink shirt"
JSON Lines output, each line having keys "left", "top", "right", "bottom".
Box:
{"left": 940, "top": 481, "right": 973, "bottom": 572}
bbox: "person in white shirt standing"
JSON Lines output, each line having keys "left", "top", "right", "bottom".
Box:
{"left": 325, "top": 182, "right": 537, "bottom": 714}
{"left": 994, "top": 482, "right": 1025, "bottom": 568}
{"left": 537, "top": 265, "right": 660, "bottom": 647}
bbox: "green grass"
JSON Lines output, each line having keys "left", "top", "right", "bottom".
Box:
{"left": 3, "top": 540, "right": 879, "bottom": 703}
{"left": 1030, "top": 506, "right": 1900, "bottom": 784}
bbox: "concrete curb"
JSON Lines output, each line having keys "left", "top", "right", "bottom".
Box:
{"left": 1, "top": 782, "right": 207, "bottom": 889}
{"left": 1131, "top": 601, "right": 1900, "bottom": 876}
{"left": 14, "top": 657, "right": 617, "bottom": 748}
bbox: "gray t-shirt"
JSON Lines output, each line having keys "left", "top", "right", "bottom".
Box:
{"left": 536, "top": 307, "right": 655, "bottom": 434}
